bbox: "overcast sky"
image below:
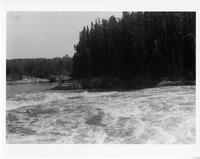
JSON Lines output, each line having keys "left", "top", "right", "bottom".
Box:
{"left": 7, "top": 12, "right": 122, "bottom": 59}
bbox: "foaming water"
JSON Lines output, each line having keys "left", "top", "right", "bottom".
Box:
{"left": 6, "top": 86, "right": 195, "bottom": 144}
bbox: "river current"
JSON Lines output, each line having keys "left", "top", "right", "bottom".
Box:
{"left": 6, "top": 85, "right": 195, "bottom": 144}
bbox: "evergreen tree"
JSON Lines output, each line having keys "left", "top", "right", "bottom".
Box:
{"left": 73, "top": 12, "right": 195, "bottom": 81}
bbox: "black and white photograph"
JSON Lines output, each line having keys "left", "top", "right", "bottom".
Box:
{"left": 5, "top": 11, "right": 196, "bottom": 144}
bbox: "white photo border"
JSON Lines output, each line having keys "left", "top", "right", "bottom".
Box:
{"left": 0, "top": 0, "right": 200, "bottom": 158}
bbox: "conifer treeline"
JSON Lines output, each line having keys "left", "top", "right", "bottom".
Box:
{"left": 7, "top": 55, "right": 73, "bottom": 80}
{"left": 73, "top": 12, "right": 195, "bottom": 81}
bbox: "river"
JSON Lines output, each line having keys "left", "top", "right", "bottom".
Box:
{"left": 6, "top": 82, "right": 59, "bottom": 97}
{"left": 6, "top": 84, "right": 195, "bottom": 144}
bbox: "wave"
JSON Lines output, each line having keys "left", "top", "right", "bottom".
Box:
{"left": 6, "top": 86, "right": 195, "bottom": 144}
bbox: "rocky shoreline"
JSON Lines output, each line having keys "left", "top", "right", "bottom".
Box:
{"left": 7, "top": 76, "right": 195, "bottom": 91}
{"left": 52, "top": 78, "right": 195, "bottom": 91}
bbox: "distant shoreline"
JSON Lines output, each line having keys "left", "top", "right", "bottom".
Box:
{"left": 6, "top": 77, "right": 50, "bottom": 85}
{"left": 6, "top": 75, "right": 71, "bottom": 85}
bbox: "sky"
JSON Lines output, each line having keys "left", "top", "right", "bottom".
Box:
{"left": 6, "top": 12, "right": 122, "bottom": 59}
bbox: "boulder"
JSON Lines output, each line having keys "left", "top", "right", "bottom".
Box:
{"left": 53, "top": 81, "right": 82, "bottom": 90}
{"left": 157, "top": 80, "right": 176, "bottom": 87}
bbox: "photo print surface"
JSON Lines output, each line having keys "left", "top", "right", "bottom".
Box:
{"left": 6, "top": 12, "right": 196, "bottom": 144}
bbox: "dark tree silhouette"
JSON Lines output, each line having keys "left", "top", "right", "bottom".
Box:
{"left": 73, "top": 12, "right": 195, "bottom": 81}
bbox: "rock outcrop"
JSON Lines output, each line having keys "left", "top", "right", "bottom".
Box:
{"left": 53, "top": 81, "right": 82, "bottom": 90}
{"left": 157, "top": 81, "right": 176, "bottom": 87}
{"left": 157, "top": 80, "right": 195, "bottom": 87}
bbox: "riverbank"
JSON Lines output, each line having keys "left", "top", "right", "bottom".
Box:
{"left": 53, "top": 77, "right": 195, "bottom": 91}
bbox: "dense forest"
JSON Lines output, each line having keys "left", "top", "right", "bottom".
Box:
{"left": 6, "top": 55, "right": 73, "bottom": 80}
{"left": 73, "top": 12, "right": 195, "bottom": 81}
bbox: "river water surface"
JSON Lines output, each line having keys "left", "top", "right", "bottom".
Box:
{"left": 6, "top": 84, "right": 195, "bottom": 144}
{"left": 6, "top": 82, "right": 59, "bottom": 97}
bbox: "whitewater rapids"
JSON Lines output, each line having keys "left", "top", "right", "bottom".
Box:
{"left": 6, "top": 86, "right": 195, "bottom": 144}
